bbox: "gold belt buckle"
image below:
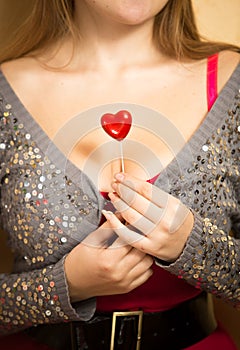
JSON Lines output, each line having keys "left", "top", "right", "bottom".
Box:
{"left": 110, "top": 310, "right": 143, "bottom": 350}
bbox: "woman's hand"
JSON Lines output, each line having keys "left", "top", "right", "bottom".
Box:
{"left": 102, "top": 173, "right": 194, "bottom": 263}
{"left": 64, "top": 220, "right": 153, "bottom": 303}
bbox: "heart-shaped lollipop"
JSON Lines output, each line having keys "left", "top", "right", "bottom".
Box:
{"left": 100, "top": 110, "right": 132, "bottom": 141}
{"left": 100, "top": 110, "right": 132, "bottom": 172}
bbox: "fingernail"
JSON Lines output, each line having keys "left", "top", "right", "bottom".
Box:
{"left": 109, "top": 192, "right": 119, "bottom": 204}
{"left": 111, "top": 182, "right": 117, "bottom": 190}
{"left": 102, "top": 210, "right": 113, "bottom": 220}
{"left": 108, "top": 192, "right": 113, "bottom": 198}
{"left": 115, "top": 173, "right": 125, "bottom": 181}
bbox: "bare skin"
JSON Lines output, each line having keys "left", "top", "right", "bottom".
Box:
{"left": 65, "top": 221, "right": 154, "bottom": 302}
{"left": 1, "top": 0, "right": 239, "bottom": 302}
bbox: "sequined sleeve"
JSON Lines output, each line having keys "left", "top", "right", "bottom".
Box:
{"left": 156, "top": 87, "right": 240, "bottom": 309}
{"left": 0, "top": 95, "right": 98, "bottom": 335}
{"left": 0, "top": 95, "right": 9, "bottom": 161}
{"left": 0, "top": 258, "right": 96, "bottom": 335}
{"left": 0, "top": 258, "right": 96, "bottom": 333}
{"left": 156, "top": 213, "right": 240, "bottom": 309}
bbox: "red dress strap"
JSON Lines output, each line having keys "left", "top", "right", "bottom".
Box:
{"left": 207, "top": 53, "right": 219, "bottom": 111}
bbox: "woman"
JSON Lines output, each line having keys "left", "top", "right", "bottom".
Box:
{"left": 0, "top": 0, "right": 239, "bottom": 349}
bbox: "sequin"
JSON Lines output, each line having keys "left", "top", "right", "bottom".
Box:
{"left": 40, "top": 176, "right": 46, "bottom": 182}
{"left": 202, "top": 145, "right": 209, "bottom": 152}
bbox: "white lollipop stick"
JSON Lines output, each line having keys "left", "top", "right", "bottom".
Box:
{"left": 120, "top": 141, "right": 125, "bottom": 172}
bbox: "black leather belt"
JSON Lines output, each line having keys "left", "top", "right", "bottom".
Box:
{"left": 72, "top": 292, "right": 217, "bottom": 350}
{"left": 25, "top": 292, "right": 217, "bottom": 350}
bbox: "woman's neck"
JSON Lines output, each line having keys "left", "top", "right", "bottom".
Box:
{"left": 54, "top": 1, "right": 166, "bottom": 72}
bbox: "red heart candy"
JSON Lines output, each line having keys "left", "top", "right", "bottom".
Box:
{"left": 101, "top": 110, "right": 132, "bottom": 141}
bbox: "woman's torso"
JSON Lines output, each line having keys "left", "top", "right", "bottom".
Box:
{"left": 0, "top": 51, "right": 239, "bottom": 314}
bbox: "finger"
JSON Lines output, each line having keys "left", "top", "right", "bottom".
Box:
{"left": 169, "top": 202, "right": 191, "bottom": 233}
{"left": 82, "top": 221, "right": 117, "bottom": 248}
{"left": 128, "top": 254, "right": 154, "bottom": 277}
{"left": 109, "top": 193, "right": 156, "bottom": 234}
{"left": 110, "top": 236, "right": 129, "bottom": 248}
{"left": 110, "top": 184, "right": 164, "bottom": 224}
{"left": 113, "top": 173, "right": 169, "bottom": 208}
{"left": 102, "top": 210, "right": 150, "bottom": 248}
{"left": 128, "top": 268, "right": 153, "bottom": 290}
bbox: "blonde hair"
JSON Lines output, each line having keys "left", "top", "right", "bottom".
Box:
{"left": 0, "top": 0, "right": 239, "bottom": 63}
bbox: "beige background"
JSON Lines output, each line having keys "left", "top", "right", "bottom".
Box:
{"left": 0, "top": 0, "right": 239, "bottom": 348}
{"left": 193, "top": 0, "right": 240, "bottom": 45}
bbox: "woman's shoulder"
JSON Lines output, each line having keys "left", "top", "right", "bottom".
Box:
{"left": 1, "top": 56, "right": 39, "bottom": 70}
{"left": 0, "top": 57, "right": 48, "bottom": 108}
{"left": 217, "top": 50, "right": 240, "bottom": 90}
{"left": 0, "top": 57, "right": 42, "bottom": 87}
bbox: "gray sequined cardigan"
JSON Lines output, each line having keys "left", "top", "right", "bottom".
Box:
{"left": 0, "top": 64, "right": 239, "bottom": 335}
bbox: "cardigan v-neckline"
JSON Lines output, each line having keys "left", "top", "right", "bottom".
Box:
{"left": 0, "top": 63, "right": 239, "bottom": 202}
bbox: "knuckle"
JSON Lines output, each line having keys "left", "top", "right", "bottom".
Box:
{"left": 99, "top": 259, "right": 113, "bottom": 273}
{"left": 161, "top": 219, "right": 170, "bottom": 232}
{"left": 146, "top": 255, "right": 154, "bottom": 266}
{"left": 111, "top": 271, "right": 124, "bottom": 283}
{"left": 124, "top": 212, "right": 137, "bottom": 225}
{"left": 140, "top": 182, "right": 150, "bottom": 198}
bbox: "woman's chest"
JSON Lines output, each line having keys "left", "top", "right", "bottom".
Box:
{"left": 24, "top": 75, "right": 207, "bottom": 192}
{"left": 1, "top": 60, "right": 208, "bottom": 191}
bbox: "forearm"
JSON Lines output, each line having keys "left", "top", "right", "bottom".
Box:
{"left": 0, "top": 257, "right": 95, "bottom": 336}
{"left": 156, "top": 211, "right": 240, "bottom": 308}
